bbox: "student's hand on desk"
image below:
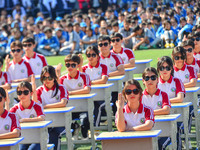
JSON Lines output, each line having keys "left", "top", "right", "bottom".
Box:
{"left": 116, "top": 93, "right": 125, "bottom": 109}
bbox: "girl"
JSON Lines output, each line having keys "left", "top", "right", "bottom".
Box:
{"left": 10, "top": 81, "right": 45, "bottom": 150}
{"left": 172, "top": 46, "right": 197, "bottom": 88}
{"left": 116, "top": 79, "right": 154, "bottom": 132}
{"left": 36, "top": 65, "right": 68, "bottom": 150}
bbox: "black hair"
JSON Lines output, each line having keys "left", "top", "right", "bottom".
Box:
{"left": 181, "top": 39, "right": 195, "bottom": 49}
{"left": 98, "top": 35, "right": 111, "bottom": 43}
{"left": 157, "top": 56, "right": 174, "bottom": 76}
{"left": 17, "top": 81, "right": 32, "bottom": 93}
{"left": 110, "top": 32, "right": 123, "bottom": 40}
{"left": 172, "top": 46, "right": 186, "bottom": 62}
{"left": 22, "top": 37, "right": 35, "bottom": 44}
{"left": 142, "top": 67, "right": 158, "bottom": 79}
{"left": 0, "top": 87, "right": 6, "bottom": 98}
{"left": 132, "top": 25, "right": 141, "bottom": 32}
{"left": 85, "top": 46, "right": 99, "bottom": 55}
{"left": 64, "top": 54, "right": 80, "bottom": 64}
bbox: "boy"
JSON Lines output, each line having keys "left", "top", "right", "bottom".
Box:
{"left": 0, "top": 87, "right": 21, "bottom": 139}
{"left": 38, "top": 27, "right": 60, "bottom": 56}
{"left": 22, "top": 37, "right": 48, "bottom": 75}
{"left": 192, "top": 32, "right": 200, "bottom": 60}
{"left": 110, "top": 32, "right": 135, "bottom": 68}
{"left": 5, "top": 41, "right": 33, "bottom": 83}
{"left": 60, "top": 54, "right": 91, "bottom": 139}
{"left": 0, "top": 57, "right": 11, "bottom": 89}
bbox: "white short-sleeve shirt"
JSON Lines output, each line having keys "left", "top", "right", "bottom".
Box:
{"left": 82, "top": 61, "right": 108, "bottom": 81}
{"left": 194, "top": 52, "right": 200, "bottom": 60}
{"left": 37, "top": 84, "right": 69, "bottom": 106}
{"left": 185, "top": 58, "right": 200, "bottom": 74}
{"left": 99, "top": 52, "right": 124, "bottom": 73}
{"left": 158, "top": 76, "right": 185, "bottom": 99}
{"left": 23, "top": 52, "right": 48, "bottom": 75}
{"left": 141, "top": 89, "right": 171, "bottom": 110}
{"left": 60, "top": 71, "right": 91, "bottom": 91}
{"left": 111, "top": 47, "right": 135, "bottom": 64}
{"left": 8, "top": 59, "right": 33, "bottom": 81}
{"left": 0, "top": 109, "right": 21, "bottom": 134}
{"left": 0, "top": 71, "right": 11, "bottom": 85}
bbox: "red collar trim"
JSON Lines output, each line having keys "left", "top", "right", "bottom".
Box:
{"left": 25, "top": 52, "right": 36, "bottom": 60}
{"left": 194, "top": 52, "right": 200, "bottom": 55}
{"left": 13, "top": 59, "right": 24, "bottom": 65}
{"left": 0, "top": 72, "right": 2, "bottom": 78}
{"left": 159, "top": 75, "right": 173, "bottom": 84}
{"left": 174, "top": 64, "right": 186, "bottom": 71}
{"left": 112, "top": 47, "right": 123, "bottom": 54}
{"left": 100, "top": 53, "right": 111, "bottom": 59}
{"left": 43, "top": 84, "right": 56, "bottom": 92}
{"left": 67, "top": 71, "right": 79, "bottom": 80}
{"left": 125, "top": 102, "right": 143, "bottom": 113}
{"left": 143, "top": 89, "right": 160, "bottom": 96}
{"left": 0, "top": 109, "right": 8, "bottom": 118}
{"left": 19, "top": 100, "right": 34, "bottom": 111}
{"left": 88, "top": 61, "right": 100, "bottom": 69}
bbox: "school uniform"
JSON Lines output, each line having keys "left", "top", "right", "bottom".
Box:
{"left": 8, "top": 59, "right": 33, "bottom": 81}
{"left": 0, "top": 71, "right": 11, "bottom": 86}
{"left": 194, "top": 52, "right": 200, "bottom": 60}
{"left": 173, "top": 64, "right": 197, "bottom": 84}
{"left": 0, "top": 109, "right": 20, "bottom": 134}
{"left": 111, "top": 47, "right": 135, "bottom": 64}
{"left": 23, "top": 52, "right": 48, "bottom": 75}
{"left": 185, "top": 58, "right": 200, "bottom": 75}
{"left": 10, "top": 100, "right": 44, "bottom": 150}
{"left": 115, "top": 103, "right": 154, "bottom": 130}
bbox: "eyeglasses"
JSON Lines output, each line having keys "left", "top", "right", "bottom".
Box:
{"left": 111, "top": 38, "right": 120, "bottom": 43}
{"left": 11, "top": 49, "right": 21, "bottom": 53}
{"left": 192, "top": 37, "right": 200, "bottom": 41}
{"left": 86, "top": 53, "right": 97, "bottom": 58}
{"left": 65, "top": 63, "right": 77, "bottom": 68}
{"left": 43, "top": 76, "right": 54, "bottom": 81}
{"left": 143, "top": 75, "right": 157, "bottom": 81}
{"left": 125, "top": 89, "right": 140, "bottom": 95}
{"left": 98, "top": 42, "right": 109, "bottom": 47}
{"left": 174, "top": 56, "right": 185, "bottom": 60}
{"left": 23, "top": 44, "right": 32, "bottom": 47}
{"left": 0, "top": 96, "right": 3, "bottom": 102}
{"left": 160, "top": 66, "right": 171, "bottom": 71}
{"left": 17, "top": 90, "right": 30, "bottom": 96}
{"left": 184, "top": 48, "right": 193, "bottom": 53}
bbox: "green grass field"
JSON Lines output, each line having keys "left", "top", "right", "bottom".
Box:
{"left": 45, "top": 48, "right": 197, "bottom": 150}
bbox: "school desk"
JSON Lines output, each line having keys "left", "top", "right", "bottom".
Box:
{"left": 185, "top": 87, "right": 200, "bottom": 148}
{"left": 0, "top": 137, "right": 24, "bottom": 150}
{"left": 20, "top": 121, "right": 52, "bottom": 150}
{"left": 171, "top": 102, "right": 192, "bottom": 150}
{"left": 108, "top": 75, "right": 125, "bottom": 93}
{"left": 134, "top": 59, "right": 152, "bottom": 74}
{"left": 91, "top": 83, "right": 114, "bottom": 131}
{"left": 44, "top": 106, "right": 75, "bottom": 150}
{"left": 96, "top": 130, "right": 161, "bottom": 150}
{"left": 67, "top": 93, "right": 97, "bottom": 150}
{"left": 123, "top": 67, "right": 137, "bottom": 81}
{"left": 154, "top": 114, "right": 181, "bottom": 150}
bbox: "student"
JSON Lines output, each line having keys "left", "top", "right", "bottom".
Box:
{"left": 182, "top": 39, "right": 200, "bottom": 78}
{"left": 5, "top": 41, "right": 33, "bottom": 83}
{"left": 60, "top": 54, "right": 90, "bottom": 140}
{"left": 9, "top": 81, "right": 45, "bottom": 150}
{"left": 172, "top": 46, "right": 197, "bottom": 88}
{"left": 116, "top": 79, "right": 154, "bottom": 132}
{"left": 192, "top": 32, "right": 200, "bottom": 60}
{"left": 36, "top": 66, "right": 68, "bottom": 150}
{"left": 38, "top": 27, "right": 60, "bottom": 56}
{"left": 0, "top": 56, "right": 11, "bottom": 89}
{"left": 110, "top": 32, "right": 135, "bottom": 68}
{"left": 0, "top": 87, "right": 21, "bottom": 139}
{"left": 80, "top": 46, "right": 108, "bottom": 126}
{"left": 157, "top": 56, "right": 185, "bottom": 103}
{"left": 22, "top": 37, "right": 48, "bottom": 76}
{"left": 98, "top": 35, "right": 125, "bottom": 114}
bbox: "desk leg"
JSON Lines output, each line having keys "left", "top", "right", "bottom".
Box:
{"left": 183, "top": 107, "right": 189, "bottom": 150}
{"left": 171, "top": 120, "right": 177, "bottom": 150}
{"left": 105, "top": 88, "right": 112, "bottom": 131}
{"left": 11, "top": 145, "right": 19, "bottom": 150}
{"left": 40, "top": 127, "right": 48, "bottom": 150}
{"left": 128, "top": 71, "right": 134, "bottom": 81}
{"left": 117, "top": 80, "right": 122, "bottom": 93}
{"left": 65, "top": 112, "right": 73, "bottom": 150}
{"left": 152, "top": 137, "right": 158, "bottom": 150}
{"left": 88, "top": 98, "right": 96, "bottom": 150}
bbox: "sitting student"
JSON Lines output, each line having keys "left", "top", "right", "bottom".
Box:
{"left": 116, "top": 79, "right": 154, "bottom": 132}
{"left": 182, "top": 39, "right": 200, "bottom": 78}
{"left": 172, "top": 46, "right": 197, "bottom": 88}
{"left": 0, "top": 87, "right": 21, "bottom": 139}
{"left": 36, "top": 66, "right": 68, "bottom": 150}
{"left": 9, "top": 81, "right": 45, "bottom": 150}
{"left": 22, "top": 37, "right": 48, "bottom": 76}
{"left": 80, "top": 46, "right": 108, "bottom": 126}
{"left": 38, "top": 27, "right": 60, "bottom": 56}
{"left": 98, "top": 35, "right": 125, "bottom": 115}
{"left": 191, "top": 32, "right": 200, "bottom": 60}
{"left": 0, "top": 57, "right": 11, "bottom": 89}
{"left": 5, "top": 41, "right": 33, "bottom": 83}
{"left": 110, "top": 32, "right": 135, "bottom": 68}
{"left": 59, "top": 54, "right": 90, "bottom": 140}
